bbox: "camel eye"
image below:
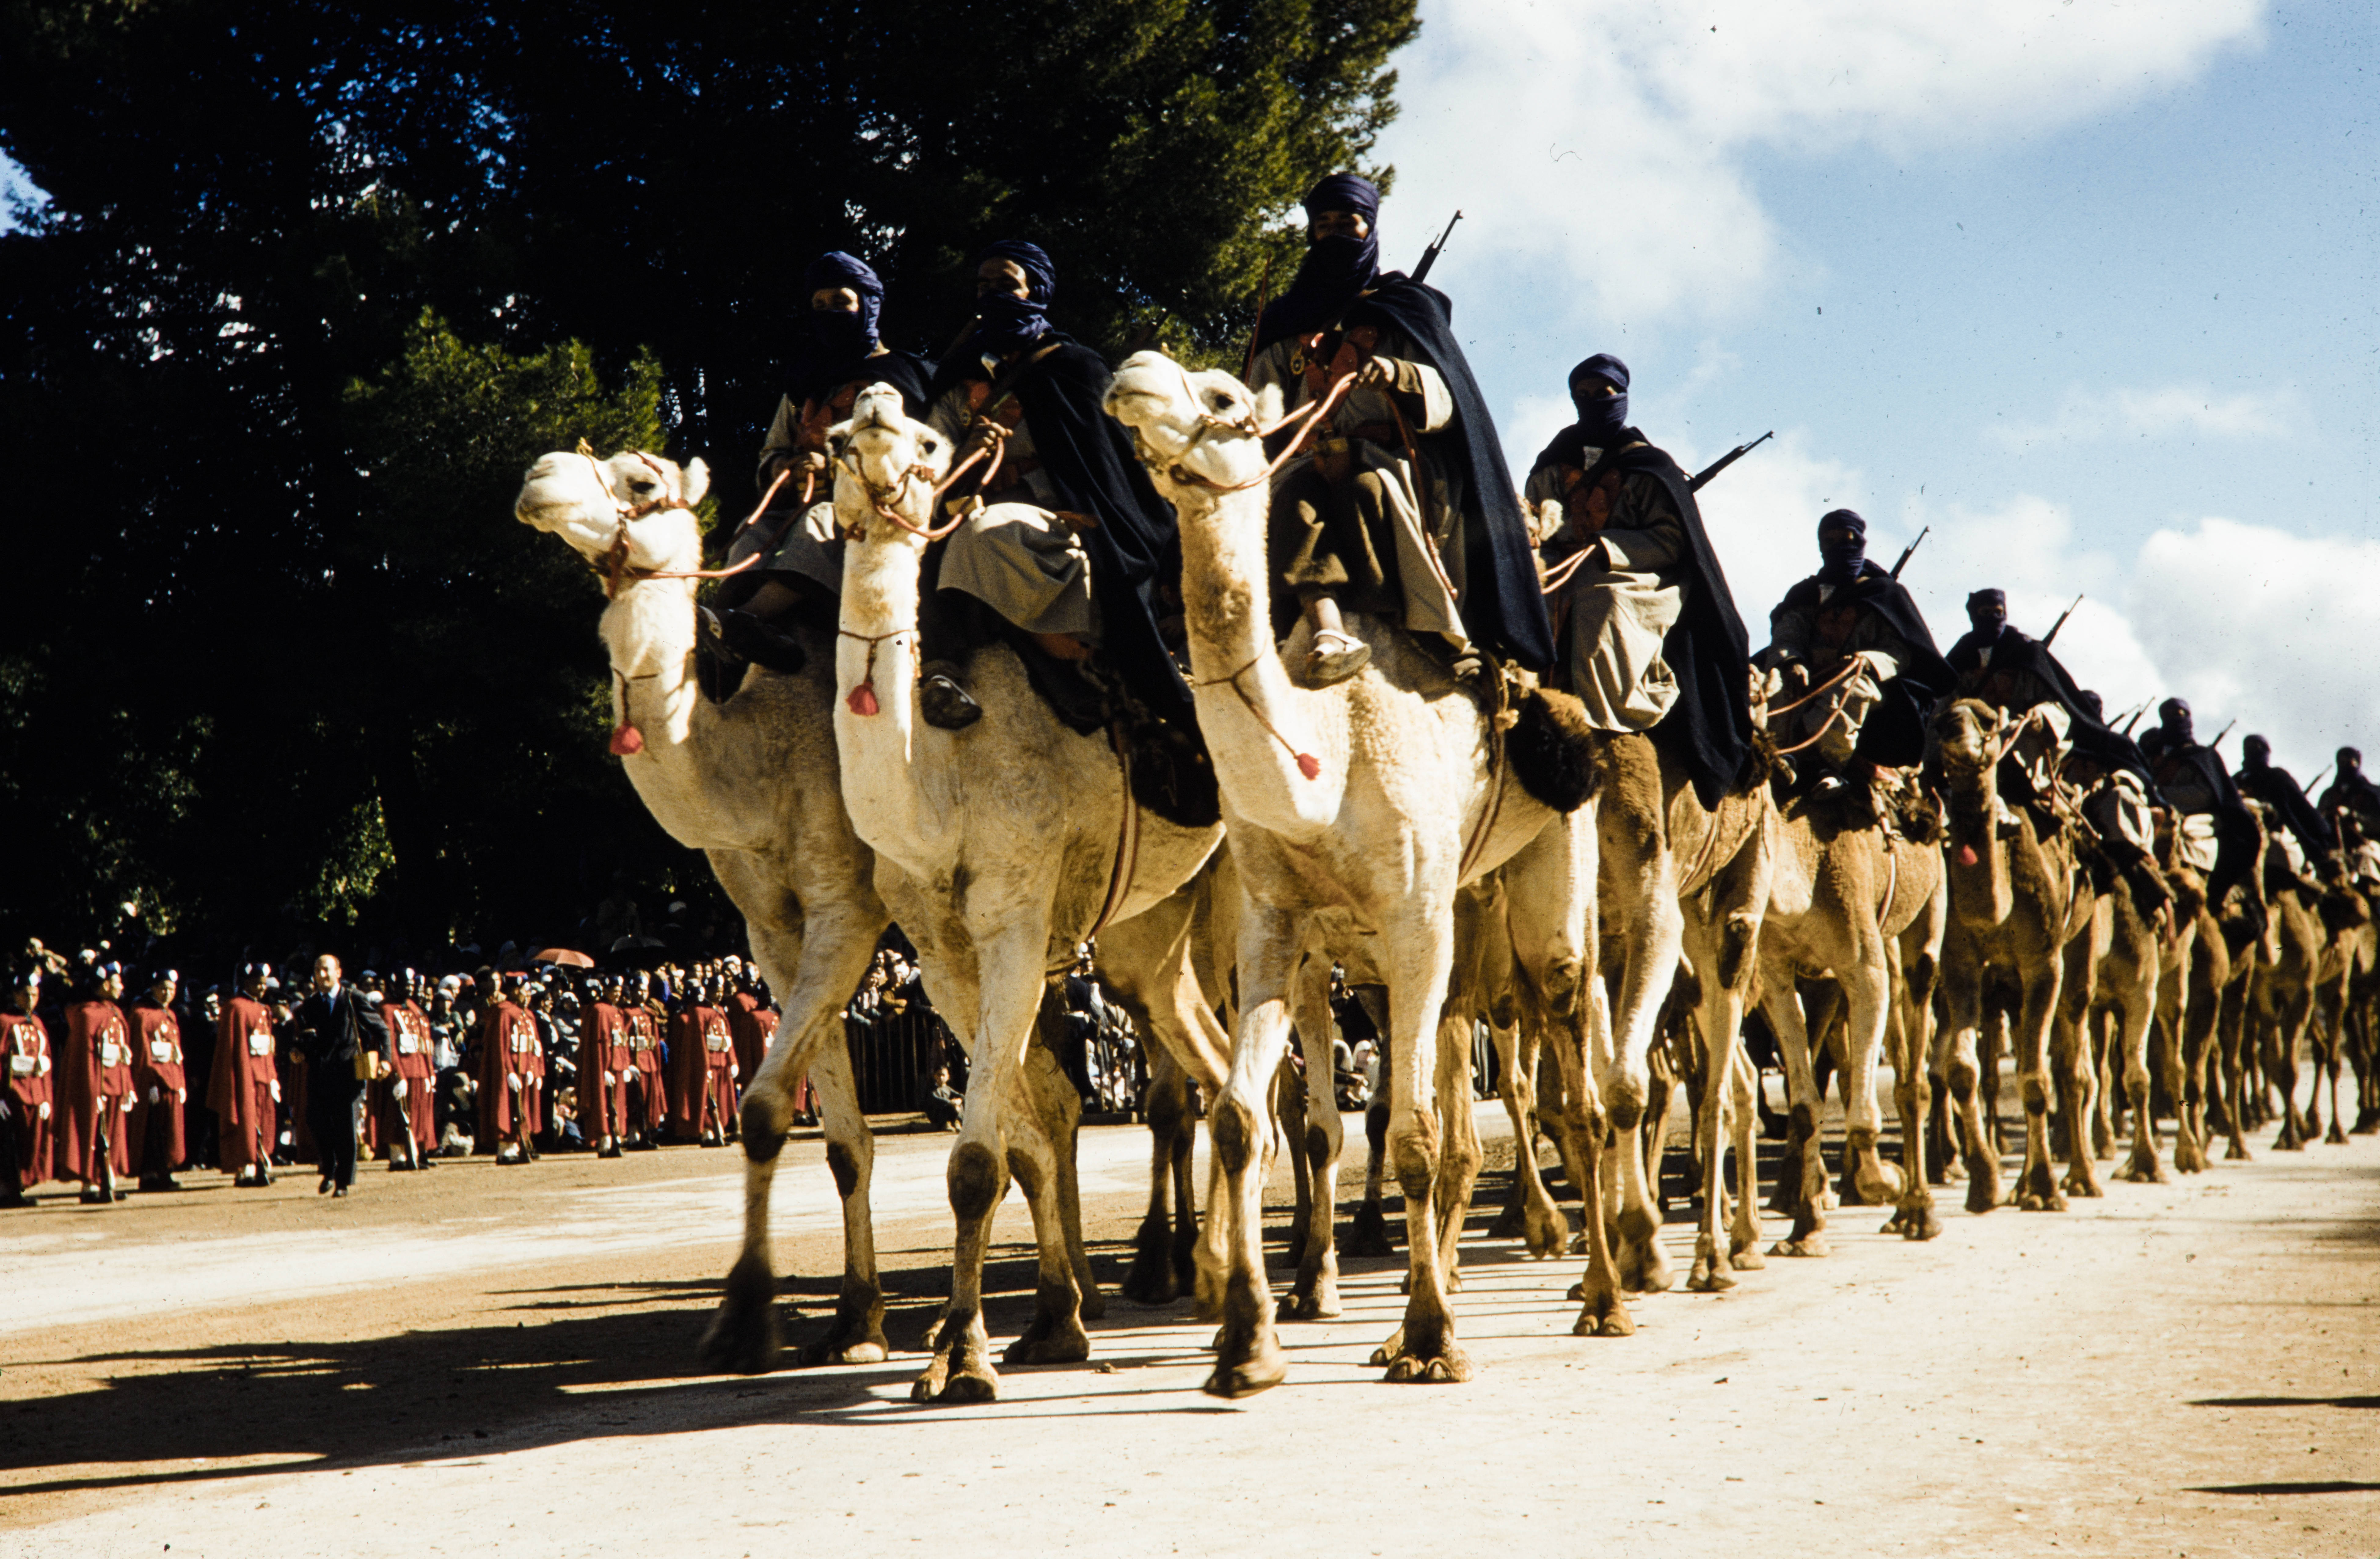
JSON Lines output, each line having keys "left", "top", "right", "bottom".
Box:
{"left": 1209, "top": 392, "right": 1232, "bottom": 411}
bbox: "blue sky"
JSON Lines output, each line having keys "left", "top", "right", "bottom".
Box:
{"left": 8, "top": 2, "right": 2370, "bottom": 768}
{"left": 1378, "top": 0, "right": 2376, "bottom": 772}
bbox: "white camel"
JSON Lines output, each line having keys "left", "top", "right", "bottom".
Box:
{"left": 1105, "top": 352, "right": 1601, "bottom": 1393}
{"left": 828, "top": 387, "right": 1231, "bottom": 1403}
{"left": 514, "top": 446, "right": 893, "bottom": 1371}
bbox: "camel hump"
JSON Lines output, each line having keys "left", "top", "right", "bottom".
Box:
{"left": 1507, "top": 686, "right": 1601, "bottom": 813}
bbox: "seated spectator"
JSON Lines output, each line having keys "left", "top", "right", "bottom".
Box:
{"left": 919, "top": 1064, "right": 962, "bottom": 1130}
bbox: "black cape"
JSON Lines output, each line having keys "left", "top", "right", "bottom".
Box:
{"left": 1535, "top": 433, "right": 1750, "bottom": 809}
{"left": 1261, "top": 273, "right": 1554, "bottom": 673}
{"left": 2140, "top": 731, "right": 2263, "bottom": 904}
{"left": 1774, "top": 561, "right": 1951, "bottom": 768}
{"left": 931, "top": 334, "right": 1193, "bottom": 724}
{"left": 798, "top": 346, "right": 934, "bottom": 419}
{"left": 2234, "top": 762, "right": 2335, "bottom": 857}
{"left": 2318, "top": 771, "right": 2380, "bottom": 828}
{"left": 1945, "top": 627, "right": 2151, "bottom": 783}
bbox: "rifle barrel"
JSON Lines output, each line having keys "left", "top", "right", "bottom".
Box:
{"left": 1687, "top": 430, "right": 1774, "bottom": 492}
{"left": 1889, "top": 525, "right": 1931, "bottom": 582}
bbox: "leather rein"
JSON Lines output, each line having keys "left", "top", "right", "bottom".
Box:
{"left": 581, "top": 446, "right": 768, "bottom": 601}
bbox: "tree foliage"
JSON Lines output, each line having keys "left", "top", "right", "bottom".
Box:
{"left": 0, "top": 0, "right": 1416, "bottom": 962}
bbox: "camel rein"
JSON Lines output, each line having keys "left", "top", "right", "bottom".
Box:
{"left": 1083, "top": 725, "right": 1144, "bottom": 945}
{"left": 843, "top": 435, "right": 1009, "bottom": 543}
{"left": 1189, "top": 651, "right": 1322, "bottom": 781}
{"left": 583, "top": 446, "right": 776, "bottom": 601}
{"left": 1158, "top": 360, "right": 1360, "bottom": 495}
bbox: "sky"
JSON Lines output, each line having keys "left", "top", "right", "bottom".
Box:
{"left": 1373, "top": 0, "right": 2377, "bottom": 777}
{"left": 6, "top": 3, "right": 2371, "bottom": 772}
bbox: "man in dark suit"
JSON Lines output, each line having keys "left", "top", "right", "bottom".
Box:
{"left": 295, "top": 953, "right": 387, "bottom": 1197}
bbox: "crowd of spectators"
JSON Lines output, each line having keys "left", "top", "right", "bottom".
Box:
{"left": 0, "top": 926, "right": 1149, "bottom": 1207}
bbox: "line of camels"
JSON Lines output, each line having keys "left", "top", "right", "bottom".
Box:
{"left": 514, "top": 356, "right": 2379, "bottom": 1402}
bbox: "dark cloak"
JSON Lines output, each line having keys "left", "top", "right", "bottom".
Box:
{"left": 1534, "top": 432, "right": 1750, "bottom": 809}
{"left": 1337, "top": 275, "right": 1554, "bottom": 673}
{"left": 2234, "top": 761, "right": 2336, "bottom": 857}
{"left": 1775, "top": 560, "right": 1952, "bottom": 768}
{"left": 2140, "top": 730, "right": 2264, "bottom": 905}
{"left": 1945, "top": 626, "right": 2152, "bottom": 784}
{"left": 2317, "top": 770, "right": 2380, "bottom": 829}
{"left": 791, "top": 347, "right": 935, "bottom": 420}
{"left": 931, "top": 335, "right": 1193, "bottom": 725}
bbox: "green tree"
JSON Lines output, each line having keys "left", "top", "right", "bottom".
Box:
{"left": 0, "top": 0, "right": 1416, "bottom": 962}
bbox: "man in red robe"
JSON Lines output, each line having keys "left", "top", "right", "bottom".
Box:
{"left": 55, "top": 961, "right": 134, "bottom": 1203}
{"left": 695, "top": 975, "right": 740, "bottom": 1146}
{"left": 126, "top": 967, "right": 188, "bottom": 1191}
{"left": 477, "top": 973, "right": 541, "bottom": 1164}
{"left": 207, "top": 964, "right": 281, "bottom": 1186}
{"left": 374, "top": 969, "right": 437, "bottom": 1171}
{"left": 2, "top": 965, "right": 56, "bottom": 1207}
{"left": 580, "top": 974, "right": 632, "bottom": 1158}
{"left": 621, "top": 971, "right": 666, "bottom": 1148}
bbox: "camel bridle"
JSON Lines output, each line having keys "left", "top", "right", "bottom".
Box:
{"left": 1134, "top": 356, "right": 1354, "bottom": 495}
{"left": 571, "top": 444, "right": 765, "bottom": 601}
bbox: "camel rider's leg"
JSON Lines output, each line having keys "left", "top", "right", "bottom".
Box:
{"left": 1270, "top": 461, "right": 1400, "bottom": 686}
{"left": 703, "top": 501, "right": 849, "bottom": 681}
{"left": 2085, "top": 773, "right": 2171, "bottom": 917}
{"left": 917, "top": 535, "right": 988, "bottom": 730}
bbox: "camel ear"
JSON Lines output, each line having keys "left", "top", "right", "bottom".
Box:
{"left": 1253, "top": 379, "right": 1286, "bottom": 427}
{"left": 826, "top": 422, "right": 852, "bottom": 466}
{"left": 680, "top": 458, "right": 710, "bottom": 506}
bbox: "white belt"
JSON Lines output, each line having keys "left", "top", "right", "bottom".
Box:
{"left": 149, "top": 1039, "right": 177, "bottom": 1062}
{"left": 99, "top": 1042, "right": 122, "bottom": 1066}
{"left": 248, "top": 1033, "right": 274, "bottom": 1056}
{"left": 7, "top": 1054, "right": 33, "bottom": 1077}
{"left": 397, "top": 1035, "right": 419, "bottom": 1055}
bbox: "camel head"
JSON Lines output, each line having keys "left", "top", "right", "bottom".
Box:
{"left": 1102, "top": 350, "right": 1269, "bottom": 499}
{"left": 515, "top": 446, "right": 712, "bottom": 577}
{"left": 1932, "top": 697, "right": 2007, "bottom": 878}
{"left": 831, "top": 383, "right": 952, "bottom": 549}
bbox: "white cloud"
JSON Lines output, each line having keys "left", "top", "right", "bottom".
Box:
{"left": 1988, "top": 384, "right": 2293, "bottom": 450}
{"left": 1376, "top": 0, "right": 2265, "bottom": 323}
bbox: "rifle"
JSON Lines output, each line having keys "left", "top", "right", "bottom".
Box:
{"left": 1889, "top": 526, "right": 1930, "bottom": 582}
{"left": 2119, "top": 705, "right": 2149, "bottom": 738}
{"left": 1688, "top": 431, "right": 1773, "bottom": 493}
{"left": 2041, "top": 593, "right": 2084, "bottom": 649}
{"left": 1412, "top": 210, "right": 1464, "bottom": 285}
{"left": 2208, "top": 718, "right": 2237, "bottom": 750}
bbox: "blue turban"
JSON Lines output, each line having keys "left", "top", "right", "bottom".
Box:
{"left": 1817, "top": 508, "right": 1866, "bottom": 586}
{"left": 1567, "top": 353, "right": 1630, "bottom": 446}
{"left": 1258, "top": 174, "right": 1384, "bottom": 345}
{"left": 971, "top": 239, "right": 1057, "bottom": 352}
{"left": 802, "top": 250, "right": 883, "bottom": 358}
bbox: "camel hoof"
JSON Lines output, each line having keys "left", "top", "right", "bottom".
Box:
{"left": 1077, "top": 1286, "right": 1108, "bottom": 1323}
{"left": 797, "top": 1336, "right": 887, "bottom": 1368}
{"left": 1202, "top": 1349, "right": 1287, "bottom": 1399}
{"left": 1687, "top": 1256, "right": 1736, "bottom": 1293}
{"left": 934, "top": 1367, "right": 1000, "bottom": 1404}
{"left": 2271, "top": 1132, "right": 2306, "bottom": 1153}
{"left": 1382, "top": 1345, "right": 1474, "bottom": 1384}
{"left": 1485, "top": 1202, "right": 1528, "bottom": 1240}
{"left": 697, "top": 1253, "right": 783, "bottom": 1376}
{"left": 1571, "top": 1298, "right": 1634, "bottom": 1337}
{"left": 1003, "top": 1326, "right": 1090, "bottom": 1367}
{"left": 2224, "top": 1143, "right": 2252, "bottom": 1161}
{"left": 2061, "top": 1173, "right": 2104, "bottom": 1199}
{"left": 2324, "top": 1126, "right": 2349, "bottom": 1146}
{"left": 2017, "top": 1189, "right": 2068, "bottom": 1212}
{"left": 2114, "top": 1157, "right": 2167, "bottom": 1186}
{"left": 1964, "top": 1180, "right": 2001, "bottom": 1215}
{"left": 1120, "top": 1269, "right": 1180, "bottom": 1307}
{"left": 1346, "top": 1203, "right": 1396, "bottom": 1258}
{"left": 1277, "top": 1285, "right": 1343, "bottom": 1322}
{"left": 1525, "top": 1211, "right": 1569, "bottom": 1261}
{"left": 1884, "top": 1205, "right": 1944, "bottom": 1242}
{"left": 1769, "top": 1236, "right": 1830, "bottom": 1259}
{"left": 1729, "top": 1245, "right": 1767, "bottom": 1270}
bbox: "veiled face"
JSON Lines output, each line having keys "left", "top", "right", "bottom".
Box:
{"left": 811, "top": 287, "right": 861, "bottom": 313}
{"left": 1309, "top": 209, "right": 1371, "bottom": 242}
{"left": 976, "top": 258, "right": 1030, "bottom": 299}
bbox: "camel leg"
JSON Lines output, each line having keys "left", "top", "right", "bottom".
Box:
{"left": 2216, "top": 982, "right": 2253, "bottom": 1160}
{"left": 1597, "top": 762, "right": 1680, "bottom": 1294}
{"left": 1280, "top": 953, "right": 1346, "bottom": 1320}
{"left": 2161, "top": 974, "right": 2208, "bottom": 1173}
{"left": 1501, "top": 814, "right": 1590, "bottom": 1261}
{"left": 1941, "top": 941, "right": 1999, "bottom": 1212}
{"left": 1561, "top": 980, "right": 1635, "bottom": 1336}
{"left": 1429, "top": 1010, "right": 1483, "bottom": 1291}
{"left": 1884, "top": 952, "right": 1942, "bottom": 1239}
{"left": 1203, "top": 905, "right": 1301, "bottom": 1399}
{"left": 1722, "top": 1047, "right": 1765, "bottom": 1263}
{"left": 1123, "top": 1050, "right": 1192, "bottom": 1304}
{"left": 1347, "top": 994, "right": 1397, "bottom": 1257}
{"left": 698, "top": 886, "right": 884, "bottom": 1377}
{"left": 1763, "top": 978, "right": 1831, "bottom": 1255}
{"left": 1835, "top": 947, "right": 1900, "bottom": 1210}
{"left": 1369, "top": 907, "right": 1473, "bottom": 1383}
{"left": 1023, "top": 1022, "right": 1106, "bottom": 1324}
{"left": 2014, "top": 953, "right": 2069, "bottom": 1212}
{"left": 1277, "top": 1053, "right": 1312, "bottom": 1272}
{"left": 1680, "top": 839, "right": 1765, "bottom": 1290}
{"left": 2320, "top": 987, "right": 2351, "bottom": 1145}
{"left": 2269, "top": 991, "right": 2313, "bottom": 1151}
{"left": 2114, "top": 966, "right": 2168, "bottom": 1185}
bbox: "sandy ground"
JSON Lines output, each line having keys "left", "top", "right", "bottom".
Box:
{"left": 2, "top": 1094, "right": 2375, "bottom": 1558}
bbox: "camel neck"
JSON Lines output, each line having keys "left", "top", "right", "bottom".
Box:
{"left": 1174, "top": 478, "right": 1338, "bottom": 832}
{"left": 834, "top": 527, "right": 936, "bottom": 845}
{"left": 602, "top": 577, "right": 700, "bottom": 743}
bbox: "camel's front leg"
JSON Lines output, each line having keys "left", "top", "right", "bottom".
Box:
{"left": 1022, "top": 1010, "right": 1105, "bottom": 1326}
{"left": 1124, "top": 1050, "right": 1196, "bottom": 1304}
{"left": 1429, "top": 1010, "right": 1483, "bottom": 1291}
{"left": 1883, "top": 938, "right": 1942, "bottom": 1240}
{"left": 1724, "top": 1047, "right": 1765, "bottom": 1262}
{"left": 1202, "top": 904, "right": 1301, "bottom": 1398}
{"left": 2015, "top": 958, "right": 2070, "bottom": 1211}
{"left": 1280, "top": 953, "right": 1345, "bottom": 1320}
{"left": 1939, "top": 940, "right": 1999, "bottom": 1212}
{"left": 699, "top": 901, "right": 885, "bottom": 1376}
{"left": 1487, "top": 1001, "right": 1565, "bottom": 1256}
{"left": 1762, "top": 974, "right": 1832, "bottom": 1256}
{"left": 1558, "top": 981, "right": 1634, "bottom": 1336}
{"left": 2269, "top": 993, "right": 2313, "bottom": 1151}
{"left": 1370, "top": 908, "right": 1472, "bottom": 1383}
{"left": 2114, "top": 966, "right": 2169, "bottom": 1184}
{"left": 1834, "top": 949, "right": 1901, "bottom": 1210}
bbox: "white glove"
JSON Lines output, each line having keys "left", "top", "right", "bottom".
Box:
{"left": 38, "top": 1101, "right": 50, "bottom": 1120}
{"left": 393, "top": 1079, "right": 408, "bottom": 1099}
{"left": 508, "top": 1073, "right": 522, "bottom": 1089}
{"left": 604, "top": 1071, "right": 616, "bottom": 1086}
{"left": 176, "top": 1087, "right": 186, "bottom": 1103}
{"left": 121, "top": 1095, "right": 135, "bottom": 1113}
{"left": 147, "top": 1086, "right": 161, "bottom": 1104}
{"left": 269, "top": 1081, "right": 282, "bottom": 1101}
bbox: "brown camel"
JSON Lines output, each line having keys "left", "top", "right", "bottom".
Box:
{"left": 1933, "top": 698, "right": 2100, "bottom": 1212}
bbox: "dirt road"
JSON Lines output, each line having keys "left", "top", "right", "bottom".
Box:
{"left": 3, "top": 1104, "right": 2374, "bottom": 1557}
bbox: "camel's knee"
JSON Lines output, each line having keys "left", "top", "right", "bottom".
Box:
{"left": 826, "top": 1138, "right": 863, "bottom": 1199}
{"left": 1211, "top": 1089, "right": 1264, "bottom": 1176}
{"left": 1718, "top": 914, "right": 1760, "bottom": 992}
{"left": 949, "top": 1141, "right": 1005, "bottom": 1222}
{"left": 740, "top": 1086, "right": 791, "bottom": 1164}
{"left": 1390, "top": 1113, "right": 1442, "bottom": 1201}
